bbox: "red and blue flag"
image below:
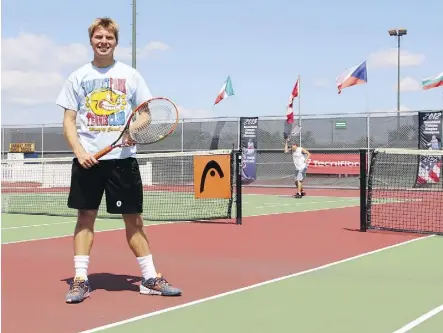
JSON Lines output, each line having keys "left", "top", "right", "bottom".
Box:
{"left": 336, "top": 61, "right": 367, "bottom": 94}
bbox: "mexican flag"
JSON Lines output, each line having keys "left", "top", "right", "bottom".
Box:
{"left": 214, "top": 76, "right": 234, "bottom": 105}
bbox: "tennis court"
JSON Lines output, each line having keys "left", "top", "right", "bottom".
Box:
{"left": 2, "top": 148, "right": 443, "bottom": 333}
{"left": 2, "top": 184, "right": 443, "bottom": 333}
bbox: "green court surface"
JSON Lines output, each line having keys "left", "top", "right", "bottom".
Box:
{"left": 2, "top": 190, "right": 235, "bottom": 221}
{"left": 82, "top": 236, "right": 443, "bottom": 333}
{"left": 2, "top": 193, "right": 442, "bottom": 333}
{"left": 408, "top": 310, "right": 443, "bottom": 333}
{"left": 1, "top": 194, "right": 359, "bottom": 243}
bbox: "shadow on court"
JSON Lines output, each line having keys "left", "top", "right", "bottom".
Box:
{"left": 61, "top": 273, "right": 141, "bottom": 292}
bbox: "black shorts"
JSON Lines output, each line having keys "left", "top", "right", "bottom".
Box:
{"left": 68, "top": 157, "right": 143, "bottom": 214}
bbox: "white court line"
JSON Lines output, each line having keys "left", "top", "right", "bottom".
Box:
{"left": 1, "top": 194, "right": 354, "bottom": 232}
{"left": 261, "top": 198, "right": 356, "bottom": 205}
{"left": 1, "top": 203, "right": 361, "bottom": 245}
{"left": 2, "top": 220, "right": 76, "bottom": 230}
{"left": 1, "top": 220, "right": 190, "bottom": 245}
{"left": 256, "top": 199, "right": 358, "bottom": 209}
{"left": 247, "top": 193, "right": 360, "bottom": 200}
{"left": 275, "top": 194, "right": 359, "bottom": 199}
{"left": 1, "top": 217, "right": 106, "bottom": 231}
{"left": 392, "top": 304, "right": 443, "bottom": 333}
{"left": 79, "top": 235, "right": 435, "bottom": 333}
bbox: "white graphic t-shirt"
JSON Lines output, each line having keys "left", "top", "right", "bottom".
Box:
{"left": 292, "top": 146, "right": 307, "bottom": 170}
{"left": 56, "top": 61, "right": 153, "bottom": 160}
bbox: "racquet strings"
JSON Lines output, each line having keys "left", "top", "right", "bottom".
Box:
{"left": 284, "top": 122, "right": 301, "bottom": 138}
{"left": 291, "top": 124, "right": 301, "bottom": 135}
{"left": 129, "top": 99, "right": 176, "bottom": 144}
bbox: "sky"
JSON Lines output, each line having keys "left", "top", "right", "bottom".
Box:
{"left": 1, "top": 0, "right": 442, "bottom": 126}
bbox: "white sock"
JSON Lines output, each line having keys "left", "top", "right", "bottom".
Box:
{"left": 74, "top": 255, "right": 90, "bottom": 280}
{"left": 137, "top": 255, "right": 157, "bottom": 280}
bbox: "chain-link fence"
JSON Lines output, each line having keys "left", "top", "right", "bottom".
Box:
{"left": 2, "top": 110, "right": 441, "bottom": 189}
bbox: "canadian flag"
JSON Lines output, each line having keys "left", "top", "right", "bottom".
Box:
{"left": 286, "top": 78, "right": 299, "bottom": 124}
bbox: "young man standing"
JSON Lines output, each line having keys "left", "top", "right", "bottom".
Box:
{"left": 284, "top": 138, "right": 311, "bottom": 198}
{"left": 56, "top": 17, "right": 182, "bottom": 303}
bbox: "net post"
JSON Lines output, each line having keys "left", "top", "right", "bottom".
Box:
{"left": 359, "top": 149, "right": 367, "bottom": 232}
{"left": 235, "top": 149, "right": 242, "bottom": 225}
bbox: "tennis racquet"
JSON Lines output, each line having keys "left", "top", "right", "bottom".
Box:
{"left": 283, "top": 121, "right": 302, "bottom": 143}
{"left": 94, "top": 97, "right": 179, "bottom": 160}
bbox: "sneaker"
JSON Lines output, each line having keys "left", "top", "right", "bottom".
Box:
{"left": 301, "top": 191, "right": 306, "bottom": 196}
{"left": 65, "top": 277, "right": 92, "bottom": 303}
{"left": 140, "top": 273, "right": 182, "bottom": 296}
{"left": 292, "top": 193, "right": 302, "bottom": 198}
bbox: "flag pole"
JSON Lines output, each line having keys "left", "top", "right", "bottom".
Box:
{"left": 298, "top": 75, "right": 302, "bottom": 146}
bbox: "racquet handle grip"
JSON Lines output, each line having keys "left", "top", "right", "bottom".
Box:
{"left": 94, "top": 146, "right": 113, "bottom": 160}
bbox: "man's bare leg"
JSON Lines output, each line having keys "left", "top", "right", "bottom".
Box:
{"left": 122, "top": 213, "right": 157, "bottom": 278}
{"left": 74, "top": 210, "right": 97, "bottom": 255}
{"left": 123, "top": 214, "right": 151, "bottom": 256}
{"left": 293, "top": 180, "right": 304, "bottom": 198}
{"left": 73, "top": 210, "right": 97, "bottom": 279}
{"left": 66, "top": 209, "right": 96, "bottom": 303}
{"left": 122, "top": 213, "right": 182, "bottom": 296}
{"left": 298, "top": 180, "right": 306, "bottom": 196}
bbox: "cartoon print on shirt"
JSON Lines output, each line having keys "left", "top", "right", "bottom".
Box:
{"left": 81, "top": 78, "right": 128, "bottom": 131}
{"left": 87, "top": 88, "right": 124, "bottom": 116}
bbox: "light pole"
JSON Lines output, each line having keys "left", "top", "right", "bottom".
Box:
{"left": 388, "top": 28, "right": 407, "bottom": 137}
{"left": 132, "top": 0, "right": 137, "bottom": 69}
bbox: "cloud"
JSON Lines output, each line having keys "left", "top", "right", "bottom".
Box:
{"left": 396, "top": 77, "right": 421, "bottom": 92}
{"left": 114, "top": 41, "right": 170, "bottom": 61}
{"left": 2, "top": 34, "right": 92, "bottom": 75}
{"left": 2, "top": 70, "right": 66, "bottom": 105}
{"left": 368, "top": 49, "right": 425, "bottom": 68}
{"left": 1, "top": 33, "right": 171, "bottom": 108}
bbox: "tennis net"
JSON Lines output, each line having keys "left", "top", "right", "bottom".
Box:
{"left": 1, "top": 149, "right": 242, "bottom": 224}
{"left": 362, "top": 148, "right": 443, "bottom": 235}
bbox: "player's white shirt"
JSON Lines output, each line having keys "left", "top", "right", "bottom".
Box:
{"left": 56, "top": 61, "right": 152, "bottom": 160}
{"left": 292, "top": 146, "right": 307, "bottom": 170}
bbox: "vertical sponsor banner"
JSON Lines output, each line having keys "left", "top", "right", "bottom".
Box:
{"left": 415, "top": 111, "right": 442, "bottom": 186}
{"left": 240, "top": 117, "right": 258, "bottom": 183}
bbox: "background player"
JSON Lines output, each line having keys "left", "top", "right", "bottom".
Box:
{"left": 284, "top": 138, "right": 311, "bottom": 198}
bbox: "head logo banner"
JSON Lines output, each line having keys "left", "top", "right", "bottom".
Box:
{"left": 240, "top": 117, "right": 258, "bottom": 184}
{"left": 415, "top": 111, "right": 442, "bottom": 187}
{"left": 193, "top": 154, "right": 231, "bottom": 199}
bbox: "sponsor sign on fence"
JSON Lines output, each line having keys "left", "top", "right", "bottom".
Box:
{"left": 306, "top": 154, "right": 360, "bottom": 175}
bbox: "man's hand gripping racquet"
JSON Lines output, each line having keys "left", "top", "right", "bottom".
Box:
{"left": 94, "top": 97, "right": 179, "bottom": 160}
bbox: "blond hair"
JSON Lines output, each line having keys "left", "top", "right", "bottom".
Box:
{"left": 88, "top": 17, "right": 119, "bottom": 43}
